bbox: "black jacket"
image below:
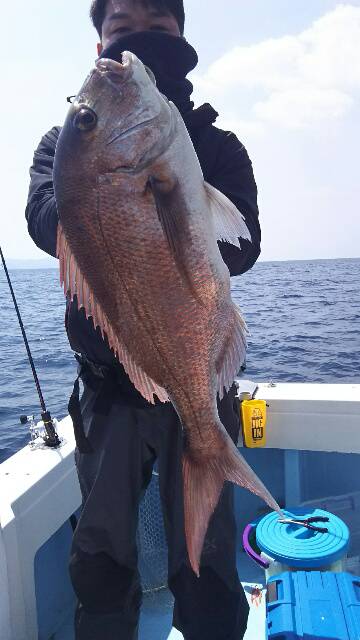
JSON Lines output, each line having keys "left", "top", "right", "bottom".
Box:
{"left": 26, "top": 104, "right": 261, "bottom": 369}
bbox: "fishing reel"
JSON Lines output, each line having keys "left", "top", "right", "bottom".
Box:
{"left": 1, "top": 245, "right": 63, "bottom": 453}
{"left": 20, "top": 412, "right": 62, "bottom": 450}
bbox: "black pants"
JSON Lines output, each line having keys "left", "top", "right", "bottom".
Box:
{"left": 69, "top": 370, "right": 249, "bottom": 640}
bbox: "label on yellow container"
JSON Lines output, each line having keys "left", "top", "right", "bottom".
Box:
{"left": 241, "top": 399, "right": 267, "bottom": 448}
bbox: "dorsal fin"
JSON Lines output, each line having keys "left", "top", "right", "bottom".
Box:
{"left": 56, "top": 224, "right": 169, "bottom": 405}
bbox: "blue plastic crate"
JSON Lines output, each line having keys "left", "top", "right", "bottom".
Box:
{"left": 266, "top": 572, "right": 360, "bottom": 639}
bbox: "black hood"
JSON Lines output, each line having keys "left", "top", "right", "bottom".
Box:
{"left": 100, "top": 31, "right": 219, "bottom": 132}
{"left": 99, "top": 31, "right": 198, "bottom": 117}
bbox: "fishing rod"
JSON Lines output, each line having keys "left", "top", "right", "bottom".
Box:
{"left": 0, "top": 245, "right": 61, "bottom": 448}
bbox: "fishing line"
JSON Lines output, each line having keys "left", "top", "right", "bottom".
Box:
{"left": 0, "top": 245, "right": 60, "bottom": 448}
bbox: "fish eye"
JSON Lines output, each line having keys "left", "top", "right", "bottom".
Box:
{"left": 73, "top": 107, "right": 98, "bottom": 131}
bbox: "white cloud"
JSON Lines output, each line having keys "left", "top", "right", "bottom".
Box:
{"left": 254, "top": 87, "right": 353, "bottom": 129}
{"left": 194, "top": 4, "right": 360, "bottom": 130}
{"left": 217, "top": 117, "right": 266, "bottom": 138}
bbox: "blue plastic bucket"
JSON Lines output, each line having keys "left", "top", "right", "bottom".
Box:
{"left": 243, "top": 507, "right": 350, "bottom": 579}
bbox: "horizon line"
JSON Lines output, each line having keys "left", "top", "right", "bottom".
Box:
{"left": 4, "top": 255, "right": 360, "bottom": 270}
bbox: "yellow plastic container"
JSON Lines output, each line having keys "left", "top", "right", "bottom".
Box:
{"left": 241, "top": 398, "right": 267, "bottom": 448}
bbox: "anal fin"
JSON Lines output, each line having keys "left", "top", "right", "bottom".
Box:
{"left": 216, "top": 304, "right": 248, "bottom": 400}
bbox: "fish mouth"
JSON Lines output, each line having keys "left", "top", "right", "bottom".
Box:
{"left": 95, "top": 52, "right": 134, "bottom": 83}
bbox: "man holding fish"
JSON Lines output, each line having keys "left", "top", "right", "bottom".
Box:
{"left": 26, "top": 1, "right": 280, "bottom": 638}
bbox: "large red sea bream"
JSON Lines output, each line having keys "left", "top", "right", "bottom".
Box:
{"left": 53, "top": 52, "right": 281, "bottom": 576}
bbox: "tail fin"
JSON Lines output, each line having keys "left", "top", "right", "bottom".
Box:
{"left": 183, "top": 432, "right": 282, "bottom": 577}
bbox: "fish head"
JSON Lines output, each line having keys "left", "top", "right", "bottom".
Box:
{"left": 55, "top": 51, "right": 175, "bottom": 188}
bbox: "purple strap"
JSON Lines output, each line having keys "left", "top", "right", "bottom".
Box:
{"left": 242, "top": 524, "right": 270, "bottom": 570}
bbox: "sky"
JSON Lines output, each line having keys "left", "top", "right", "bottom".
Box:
{"left": 1, "top": 0, "right": 359, "bottom": 262}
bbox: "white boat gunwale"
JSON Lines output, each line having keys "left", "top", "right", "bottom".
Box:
{"left": 1, "top": 381, "right": 359, "bottom": 640}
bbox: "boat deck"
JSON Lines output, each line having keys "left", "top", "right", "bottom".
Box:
{"left": 54, "top": 551, "right": 266, "bottom": 640}
{"left": 2, "top": 385, "right": 360, "bottom": 640}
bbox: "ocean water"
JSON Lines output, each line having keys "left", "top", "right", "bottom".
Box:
{"left": 0, "top": 258, "right": 359, "bottom": 463}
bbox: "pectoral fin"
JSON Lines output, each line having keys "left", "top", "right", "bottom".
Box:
{"left": 148, "top": 177, "right": 185, "bottom": 258}
{"left": 205, "top": 182, "right": 252, "bottom": 247}
{"left": 148, "top": 177, "right": 202, "bottom": 303}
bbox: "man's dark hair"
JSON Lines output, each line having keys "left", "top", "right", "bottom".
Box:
{"left": 90, "top": 0, "right": 185, "bottom": 37}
